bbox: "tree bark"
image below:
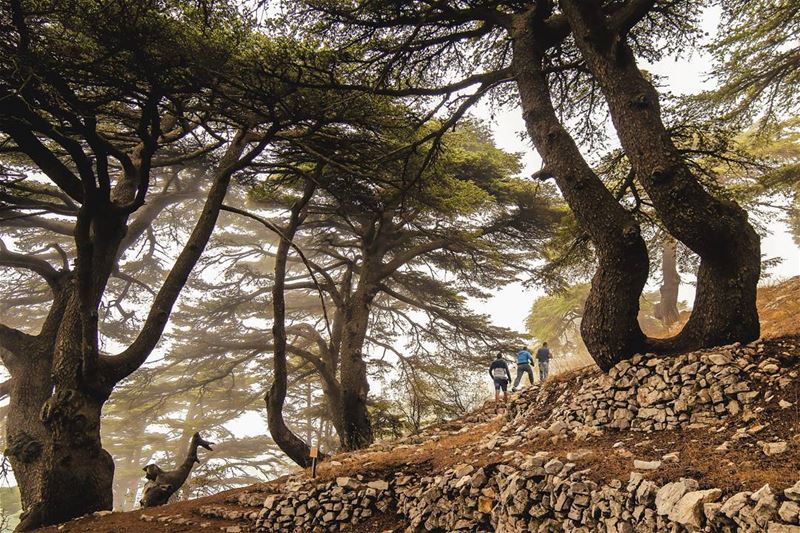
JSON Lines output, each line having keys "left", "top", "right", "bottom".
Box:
{"left": 8, "top": 285, "right": 114, "bottom": 531}
{"left": 560, "top": 0, "right": 761, "bottom": 353}
{"left": 4, "top": 342, "right": 53, "bottom": 520}
{"left": 654, "top": 237, "right": 680, "bottom": 326}
{"left": 337, "top": 287, "right": 375, "bottom": 450}
{"left": 265, "top": 182, "right": 317, "bottom": 467}
{"left": 509, "top": 9, "right": 650, "bottom": 371}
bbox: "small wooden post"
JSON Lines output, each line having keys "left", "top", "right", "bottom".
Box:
{"left": 310, "top": 446, "right": 319, "bottom": 478}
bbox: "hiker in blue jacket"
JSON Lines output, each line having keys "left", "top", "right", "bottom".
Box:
{"left": 512, "top": 346, "right": 535, "bottom": 391}
{"left": 489, "top": 353, "right": 512, "bottom": 405}
{"left": 537, "top": 342, "right": 552, "bottom": 382}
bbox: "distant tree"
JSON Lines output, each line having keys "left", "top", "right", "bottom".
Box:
{"left": 232, "top": 117, "right": 558, "bottom": 456}
{"left": 734, "top": 122, "right": 800, "bottom": 246}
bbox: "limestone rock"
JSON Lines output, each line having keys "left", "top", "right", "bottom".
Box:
{"left": 779, "top": 501, "right": 800, "bottom": 524}
{"left": 633, "top": 459, "right": 661, "bottom": 470}
{"left": 720, "top": 491, "right": 752, "bottom": 518}
{"left": 785, "top": 481, "right": 800, "bottom": 502}
{"left": 655, "top": 479, "right": 698, "bottom": 516}
{"left": 668, "top": 489, "right": 722, "bottom": 529}
{"left": 763, "top": 441, "right": 788, "bottom": 456}
{"left": 367, "top": 480, "right": 389, "bottom": 491}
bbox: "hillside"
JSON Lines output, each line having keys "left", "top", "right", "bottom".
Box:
{"left": 758, "top": 277, "right": 800, "bottom": 339}
{"left": 32, "top": 280, "right": 800, "bottom": 533}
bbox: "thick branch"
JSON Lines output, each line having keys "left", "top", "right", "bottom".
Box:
{"left": 0, "top": 122, "right": 84, "bottom": 202}
{"left": 105, "top": 127, "right": 270, "bottom": 384}
{"left": 610, "top": 0, "right": 658, "bottom": 35}
{"left": 0, "top": 211, "right": 75, "bottom": 235}
{"left": 380, "top": 239, "right": 449, "bottom": 277}
{"left": 0, "top": 322, "right": 34, "bottom": 357}
{"left": 0, "top": 239, "right": 61, "bottom": 289}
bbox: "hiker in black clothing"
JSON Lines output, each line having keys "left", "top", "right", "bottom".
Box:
{"left": 489, "top": 352, "right": 512, "bottom": 405}
{"left": 537, "top": 342, "right": 551, "bottom": 382}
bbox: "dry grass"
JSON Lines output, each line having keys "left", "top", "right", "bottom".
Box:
{"left": 758, "top": 276, "right": 800, "bottom": 338}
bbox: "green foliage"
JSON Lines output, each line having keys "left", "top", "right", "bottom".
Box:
{"left": 708, "top": 0, "right": 800, "bottom": 129}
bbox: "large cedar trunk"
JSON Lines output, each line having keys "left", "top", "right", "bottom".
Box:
{"left": 338, "top": 291, "right": 373, "bottom": 450}
{"left": 31, "top": 389, "right": 114, "bottom": 530}
{"left": 13, "top": 286, "right": 114, "bottom": 531}
{"left": 561, "top": 1, "right": 761, "bottom": 353}
{"left": 5, "top": 282, "right": 113, "bottom": 531}
{"left": 510, "top": 11, "right": 650, "bottom": 371}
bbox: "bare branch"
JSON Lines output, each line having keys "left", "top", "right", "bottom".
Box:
{"left": 105, "top": 126, "right": 274, "bottom": 384}
{"left": 0, "top": 238, "right": 61, "bottom": 288}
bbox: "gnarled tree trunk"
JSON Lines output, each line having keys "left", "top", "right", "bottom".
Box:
{"left": 510, "top": 9, "right": 650, "bottom": 371}
{"left": 560, "top": 0, "right": 761, "bottom": 354}
{"left": 10, "top": 282, "right": 116, "bottom": 532}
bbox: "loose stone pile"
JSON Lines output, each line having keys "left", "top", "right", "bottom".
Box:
{"left": 245, "top": 452, "right": 800, "bottom": 532}
{"left": 395, "top": 463, "right": 498, "bottom": 530}
{"left": 507, "top": 339, "right": 798, "bottom": 435}
{"left": 247, "top": 475, "right": 392, "bottom": 531}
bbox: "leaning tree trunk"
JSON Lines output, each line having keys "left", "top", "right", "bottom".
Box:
{"left": 561, "top": 1, "right": 761, "bottom": 353}
{"left": 265, "top": 183, "right": 316, "bottom": 467}
{"left": 509, "top": 10, "right": 650, "bottom": 371}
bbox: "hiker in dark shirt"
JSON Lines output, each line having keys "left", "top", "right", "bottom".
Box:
{"left": 536, "top": 342, "right": 551, "bottom": 382}
{"left": 489, "top": 353, "right": 512, "bottom": 405}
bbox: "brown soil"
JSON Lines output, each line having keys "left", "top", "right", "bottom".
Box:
{"left": 758, "top": 276, "right": 800, "bottom": 338}
{"left": 34, "top": 489, "right": 248, "bottom": 533}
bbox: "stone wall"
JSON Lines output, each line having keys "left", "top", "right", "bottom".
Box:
{"left": 243, "top": 451, "right": 800, "bottom": 532}
{"left": 507, "top": 340, "right": 795, "bottom": 435}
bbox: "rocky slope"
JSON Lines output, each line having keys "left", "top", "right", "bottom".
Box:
{"left": 37, "top": 334, "right": 800, "bottom": 532}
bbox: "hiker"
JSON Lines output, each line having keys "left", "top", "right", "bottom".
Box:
{"left": 489, "top": 352, "right": 512, "bottom": 404}
{"left": 537, "top": 342, "right": 551, "bottom": 382}
{"left": 512, "top": 346, "right": 534, "bottom": 391}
